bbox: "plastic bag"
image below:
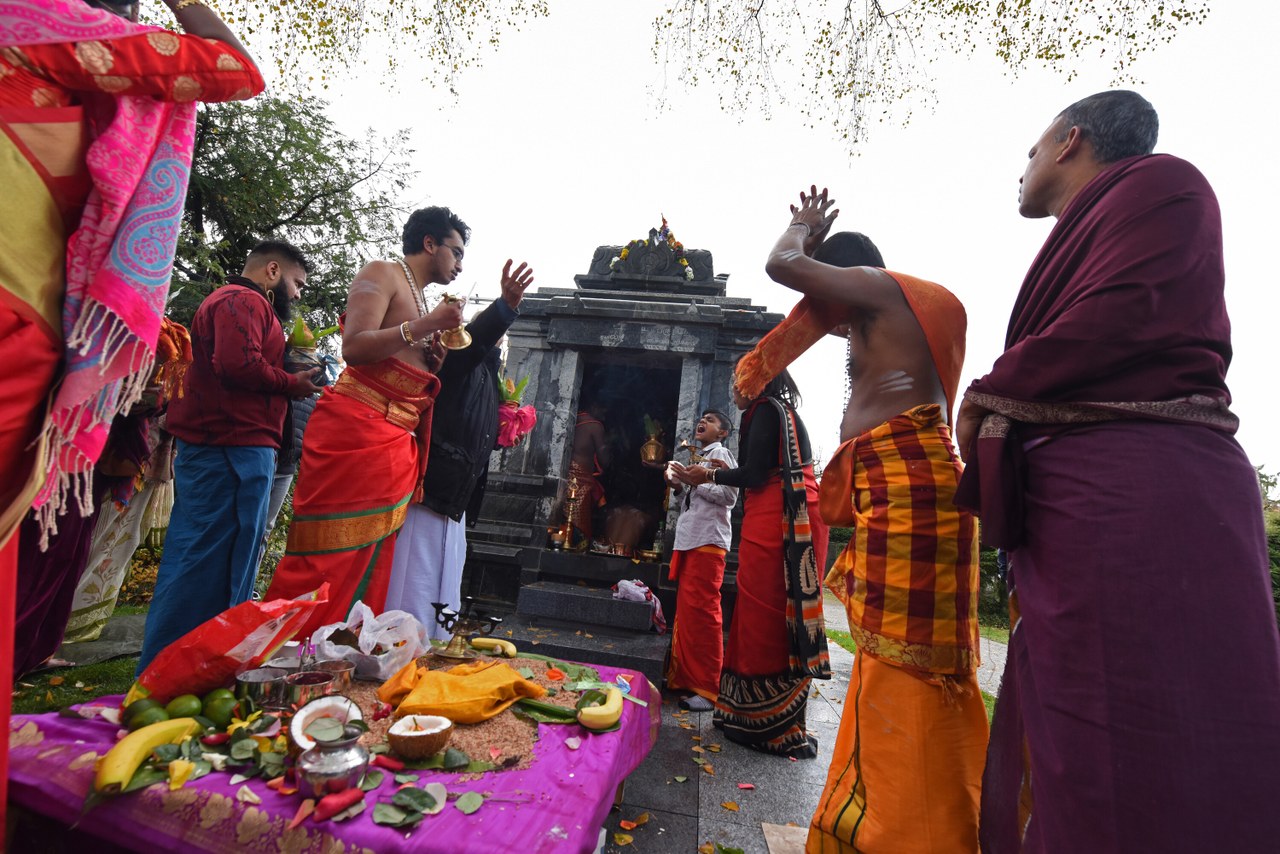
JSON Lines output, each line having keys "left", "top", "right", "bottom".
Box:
{"left": 313, "top": 600, "right": 428, "bottom": 681}
{"left": 611, "top": 580, "right": 667, "bottom": 633}
{"left": 126, "top": 584, "right": 329, "bottom": 707}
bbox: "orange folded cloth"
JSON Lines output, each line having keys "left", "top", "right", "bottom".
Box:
{"left": 377, "top": 659, "right": 547, "bottom": 724}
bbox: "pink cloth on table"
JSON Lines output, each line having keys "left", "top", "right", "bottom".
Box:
{"left": 8, "top": 664, "right": 660, "bottom": 853}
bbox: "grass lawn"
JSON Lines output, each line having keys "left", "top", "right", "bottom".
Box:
{"left": 12, "top": 656, "right": 139, "bottom": 715}
{"left": 11, "top": 603, "right": 147, "bottom": 715}
{"left": 979, "top": 624, "right": 1010, "bottom": 644}
{"left": 825, "top": 627, "right": 997, "bottom": 722}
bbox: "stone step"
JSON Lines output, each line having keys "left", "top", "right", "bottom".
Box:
{"left": 516, "top": 581, "right": 655, "bottom": 632}
{"left": 502, "top": 613, "right": 669, "bottom": 687}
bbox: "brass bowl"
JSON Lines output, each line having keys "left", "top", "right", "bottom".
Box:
{"left": 636, "top": 549, "right": 661, "bottom": 562}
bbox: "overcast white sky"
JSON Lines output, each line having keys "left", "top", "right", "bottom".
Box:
{"left": 289, "top": 1, "right": 1278, "bottom": 475}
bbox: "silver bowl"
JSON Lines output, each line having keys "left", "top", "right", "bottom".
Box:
{"left": 235, "top": 666, "right": 288, "bottom": 710}
{"left": 310, "top": 659, "right": 355, "bottom": 695}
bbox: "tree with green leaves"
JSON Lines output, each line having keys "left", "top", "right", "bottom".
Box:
{"left": 189, "top": 2, "right": 1212, "bottom": 150}
{"left": 652, "top": 0, "right": 1212, "bottom": 147}
{"left": 169, "top": 96, "right": 413, "bottom": 330}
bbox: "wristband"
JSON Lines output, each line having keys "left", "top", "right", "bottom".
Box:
{"left": 709, "top": 467, "right": 717, "bottom": 484}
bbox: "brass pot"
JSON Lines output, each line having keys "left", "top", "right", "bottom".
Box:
{"left": 640, "top": 435, "right": 666, "bottom": 465}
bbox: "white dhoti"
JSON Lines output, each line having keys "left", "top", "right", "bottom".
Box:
{"left": 385, "top": 504, "right": 466, "bottom": 641}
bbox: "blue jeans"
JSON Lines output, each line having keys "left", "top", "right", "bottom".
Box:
{"left": 137, "top": 441, "right": 275, "bottom": 673}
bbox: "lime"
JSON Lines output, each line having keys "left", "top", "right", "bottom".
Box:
{"left": 203, "top": 696, "right": 238, "bottom": 730}
{"left": 127, "top": 706, "right": 171, "bottom": 730}
{"left": 122, "top": 698, "right": 162, "bottom": 725}
{"left": 164, "top": 694, "right": 202, "bottom": 719}
{"left": 201, "top": 687, "right": 235, "bottom": 710}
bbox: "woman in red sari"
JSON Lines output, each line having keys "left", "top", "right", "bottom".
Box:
{"left": 677, "top": 367, "right": 831, "bottom": 758}
{"left": 0, "top": 0, "right": 263, "bottom": 826}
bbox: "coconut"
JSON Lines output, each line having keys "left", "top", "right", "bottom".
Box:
{"left": 288, "top": 695, "right": 363, "bottom": 754}
{"left": 387, "top": 715, "right": 453, "bottom": 760}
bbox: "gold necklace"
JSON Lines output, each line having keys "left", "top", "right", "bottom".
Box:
{"left": 397, "top": 257, "right": 427, "bottom": 318}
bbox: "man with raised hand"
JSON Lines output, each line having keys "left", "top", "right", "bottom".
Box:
{"left": 734, "top": 190, "right": 986, "bottom": 852}
{"left": 956, "top": 90, "right": 1280, "bottom": 853}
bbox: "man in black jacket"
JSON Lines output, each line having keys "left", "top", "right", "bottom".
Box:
{"left": 384, "top": 260, "right": 534, "bottom": 638}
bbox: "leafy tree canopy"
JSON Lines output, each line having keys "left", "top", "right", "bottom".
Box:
{"left": 204, "top": 0, "right": 550, "bottom": 92}
{"left": 169, "top": 96, "right": 412, "bottom": 331}
{"left": 652, "top": 0, "right": 1211, "bottom": 147}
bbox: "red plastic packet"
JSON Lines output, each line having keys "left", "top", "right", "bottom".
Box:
{"left": 125, "top": 585, "right": 329, "bottom": 706}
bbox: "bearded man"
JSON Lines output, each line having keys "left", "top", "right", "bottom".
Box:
{"left": 137, "top": 241, "right": 323, "bottom": 671}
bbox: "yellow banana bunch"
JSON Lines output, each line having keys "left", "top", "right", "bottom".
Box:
{"left": 95, "top": 717, "right": 202, "bottom": 795}
{"left": 577, "top": 686, "right": 623, "bottom": 730}
{"left": 470, "top": 637, "right": 517, "bottom": 658}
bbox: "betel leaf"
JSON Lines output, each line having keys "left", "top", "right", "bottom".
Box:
{"left": 455, "top": 791, "right": 484, "bottom": 815}
{"left": 304, "top": 717, "right": 345, "bottom": 743}
{"left": 122, "top": 766, "right": 168, "bottom": 793}
{"left": 463, "top": 761, "right": 496, "bottom": 773}
{"left": 517, "top": 667, "right": 536, "bottom": 680}
{"left": 344, "top": 718, "right": 370, "bottom": 735}
{"left": 371, "top": 803, "right": 414, "bottom": 828}
{"left": 152, "top": 743, "right": 181, "bottom": 763}
{"left": 441, "top": 748, "right": 470, "bottom": 770}
{"left": 258, "top": 752, "right": 284, "bottom": 779}
{"left": 393, "top": 787, "right": 437, "bottom": 813}
{"left": 394, "top": 773, "right": 419, "bottom": 784}
{"left": 359, "top": 770, "right": 385, "bottom": 791}
{"left": 188, "top": 759, "right": 214, "bottom": 782}
{"left": 229, "top": 739, "right": 259, "bottom": 761}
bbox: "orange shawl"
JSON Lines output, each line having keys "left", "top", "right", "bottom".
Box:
{"left": 733, "top": 271, "right": 967, "bottom": 423}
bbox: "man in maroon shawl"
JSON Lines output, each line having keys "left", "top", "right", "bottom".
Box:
{"left": 956, "top": 90, "right": 1280, "bottom": 852}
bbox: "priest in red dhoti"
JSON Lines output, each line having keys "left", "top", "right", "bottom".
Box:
{"left": 263, "top": 207, "right": 467, "bottom": 637}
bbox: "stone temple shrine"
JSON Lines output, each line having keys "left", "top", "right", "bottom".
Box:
{"left": 461, "top": 231, "right": 782, "bottom": 681}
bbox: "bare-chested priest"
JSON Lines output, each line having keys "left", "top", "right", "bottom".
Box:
{"left": 732, "top": 187, "right": 987, "bottom": 853}
{"left": 264, "top": 206, "right": 469, "bottom": 635}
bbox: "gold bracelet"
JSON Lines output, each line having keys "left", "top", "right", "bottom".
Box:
{"left": 400, "top": 321, "right": 416, "bottom": 346}
{"left": 174, "top": 0, "right": 208, "bottom": 11}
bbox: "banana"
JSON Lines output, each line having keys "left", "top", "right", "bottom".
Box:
{"left": 470, "top": 637, "right": 517, "bottom": 658}
{"left": 95, "top": 717, "right": 202, "bottom": 795}
{"left": 577, "top": 686, "right": 623, "bottom": 730}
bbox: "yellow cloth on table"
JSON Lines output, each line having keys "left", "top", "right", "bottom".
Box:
{"left": 377, "top": 659, "right": 547, "bottom": 724}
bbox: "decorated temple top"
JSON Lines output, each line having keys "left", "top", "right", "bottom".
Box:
{"left": 578, "top": 216, "right": 722, "bottom": 296}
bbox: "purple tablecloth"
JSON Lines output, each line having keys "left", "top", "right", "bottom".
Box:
{"left": 8, "top": 665, "right": 659, "bottom": 853}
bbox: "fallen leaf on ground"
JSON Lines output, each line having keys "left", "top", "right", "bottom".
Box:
{"left": 703, "top": 764, "right": 715, "bottom": 776}
{"left": 673, "top": 776, "right": 688, "bottom": 783}
{"left": 48, "top": 677, "right": 64, "bottom": 686}
{"left": 706, "top": 744, "right": 722, "bottom": 753}
{"left": 737, "top": 783, "right": 755, "bottom": 790}
{"left": 691, "top": 746, "right": 705, "bottom": 753}
{"left": 679, "top": 723, "right": 694, "bottom": 730}
{"left": 634, "top": 813, "right": 649, "bottom": 826}
{"left": 699, "top": 844, "right": 715, "bottom": 854}
{"left": 721, "top": 801, "right": 739, "bottom": 812}
{"left": 614, "top": 833, "right": 633, "bottom": 846}
{"left": 619, "top": 820, "right": 637, "bottom": 831}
